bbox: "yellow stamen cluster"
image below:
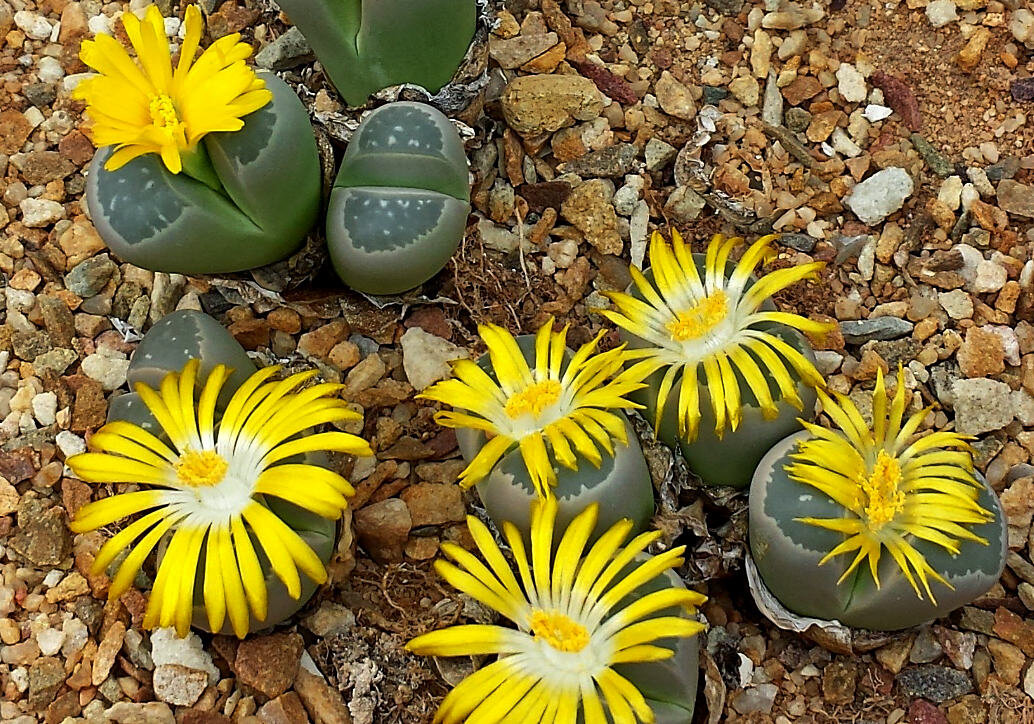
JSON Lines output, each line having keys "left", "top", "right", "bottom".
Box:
{"left": 667, "top": 291, "right": 728, "bottom": 342}
{"left": 175, "top": 449, "right": 228, "bottom": 488}
{"left": 148, "top": 94, "right": 182, "bottom": 131}
{"left": 860, "top": 450, "right": 905, "bottom": 530}
{"left": 504, "top": 380, "right": 563, "bottom": 419}
{"left": 530, "top": 610, "right": 590, "bottom": 653}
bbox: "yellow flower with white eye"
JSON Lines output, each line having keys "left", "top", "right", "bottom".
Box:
{"left": 419, "top": 318, "right": 654, "bottom": 499}
{"left": 599, "top": 230, "right": 832, "bottom": 440}
{"left": 67, "top": 360, "right": 371, "bottom": 638}
{"left": 790, "top": 366, "right": 993, "bottom": 602}
{"left": 73, "top": 5, "right": 272, "bottom": 173}
{"left": 406, "top": 498, "right": 707, "bottom": 723}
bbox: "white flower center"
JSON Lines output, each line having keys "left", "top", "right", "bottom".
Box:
{"left": 166, "top": 441, "right": 265, "bottom": 526}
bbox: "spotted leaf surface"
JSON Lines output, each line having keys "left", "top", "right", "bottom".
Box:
{"left": 328, "top": 101, "right": 470, "bottom": 295}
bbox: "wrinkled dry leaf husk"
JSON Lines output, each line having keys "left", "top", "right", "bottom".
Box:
{"left": 744, "top": 554, "right": 901, "bottom": 655}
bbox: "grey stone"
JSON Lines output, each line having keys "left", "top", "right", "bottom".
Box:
{"left": 23, "top": 82, "right": 56, "bottom": 108}
{"left": 12, "top": 330, "right": 52, "bottom": 361}
{"left": 761, "top": 71, "right": 783, "bottom": 126}
{"left": 64, "top": 254, "right": 116, "bottom": 297}
{"left": 33, "top": 348, "right": 77, "bottom": 375}
{"left": 785, "top": 107, "right": 811, "bottom": 132}
{"left": 731, "top": 683, "right": 778, "bottom": 714}
{"left": 705, "top": 0, "right": 744, "bottom": 14}
{"left": 255, "top": 27, "right": 314, "bottom": 70}
{"left": 895, "top": 665, "right": 972, "bottom": 703}
{"left": 909, "top": 627, "right": 944, "bottom": 663}
{"left": 839, "top": 317, "right": 914, "bottom": 343}
{"left": 558, "top": 143, "right": 638, "bottom": 178}
{"left": 911, "top": 134, "right": 953, "bottom": 178}
{"left": 781, "top": 233, "right": 816, "bottom": 252}
{"left": 644, "top": 138, "right": 677, "bottom": 172}
{"left": 702, "top": 86, "right": 728, "bottom": 104}
{"left": 9, "top": 499, "right": 71, "bottom": 567}
{"left": 663, "top": 186, "right": 707, "bottom": 226}
{"left": 28, "top": 657, "right": 65, "bottom": 710}
{"left": 997, "top": 179, "right": 1034, "bottom": 218}
{"left": 986, "top": 157, "right": 1019, "bottom": 182}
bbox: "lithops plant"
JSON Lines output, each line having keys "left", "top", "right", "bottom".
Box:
{"left": 749, "top": 368, "right": 1006, "bottom": 631}
{"left": 599, "top": 229, "right": 830, "bottom": 488}
{"left": 273, "top": 0, "right": 477, "bottom": 107}
{"left": 406, "top": 498, "right": 707, "bottom": 723}
{"left": 69, "top": 358, "right": 373, "bottom": 638}
{"left": 78, "top": 5, "right": 320, "bottom": 274}
{"left": 327, "top": 101, "right": 470, "bottom": 295}
{"left": 422, "top": 319, "right": 656, "bottom": 537}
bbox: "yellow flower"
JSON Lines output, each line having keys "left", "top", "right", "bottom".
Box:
{"left": 73, "top": 5, "right": 272, "bottom": 174}
{"left": 599, "top": 230, "right": 831, "bottom": 440}
{"left": 406, "top": 498, "right": 706, "bottom": 723}
{"left": 419, "top": 319, "right": 653, "bottom": 498}
{"left": 67, "top": 360, "right": 371, "bottom": 638}
{"left": 789, "top": 366, "right": 993, "bottom": 602}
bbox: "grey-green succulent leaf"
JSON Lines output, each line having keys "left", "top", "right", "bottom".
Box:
{"left": 328, "top": 101, "right": 471, "bottom": 295}
{"left": 87, "top": 73, "right": 321, "bottom": 275}
{"left": 273, "top": 0, "right": 477, "bottom": 106}
{"left": 613, "top": 560, "right": 701, "bottom": 721}
{"left": 455, "top": 335, "right": 655, "bottom": 541}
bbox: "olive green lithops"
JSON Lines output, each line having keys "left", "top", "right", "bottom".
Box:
{"left": 273, "top": 0, "right": 477, "bottom": 106}
{"left": 749, "top": 369, "right": 1007, "bottom": 631}
{"left": 423, "top": 319, "right": 656, "bottom": 539}
{"left": 76, "top": 5, "right": 320, "bottom": 275}
{"left": 599, "top": 229, "right": 830, "bottom": 488}
{"left": 328, "top": 101, "right": 470, "bottom": 295}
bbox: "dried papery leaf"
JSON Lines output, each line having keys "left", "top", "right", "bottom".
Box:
{"left": 630, "top": 413, "right": 749, "bottom": 582}
{"left": 702, "top": 652, "right": 727, "bottom": 724}
{"left": 745, "top": 555, "right": 902, "bottom": 655}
